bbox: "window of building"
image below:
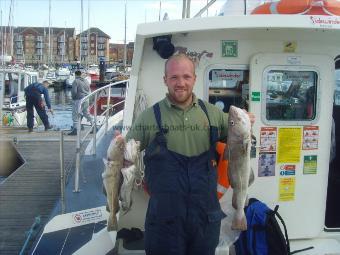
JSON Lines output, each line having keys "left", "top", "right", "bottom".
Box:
{"left": 265, "top": 70, "right": 317, "bottom": 121}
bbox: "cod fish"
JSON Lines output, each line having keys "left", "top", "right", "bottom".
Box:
{"left": 120, "top": 139, "right": 140, "bottom": 213}
{"left": 102, "top": 134, "right": 125, "bottom": 231}
{"left": 226, "top": 106, "right": 254, "bottom": 231}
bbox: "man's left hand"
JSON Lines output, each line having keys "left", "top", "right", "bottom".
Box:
{"left": 247, "top": 112, "right": 255, "bottom": 126}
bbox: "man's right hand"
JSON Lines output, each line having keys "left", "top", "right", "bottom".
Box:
{"left": 48, "top": 109, "right": 54, "bottom": 115}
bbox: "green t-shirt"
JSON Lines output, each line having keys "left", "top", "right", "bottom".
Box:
{"left": 126, "top": 94, "right": 228, "bottom": 157}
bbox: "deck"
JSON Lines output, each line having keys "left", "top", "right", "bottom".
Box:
{"left": 0, "top": 127, "right": 81, "bottom": 254}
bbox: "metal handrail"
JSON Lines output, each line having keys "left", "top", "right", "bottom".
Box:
{"left": 74, "top": 79, "right": 127, "bottom": 192}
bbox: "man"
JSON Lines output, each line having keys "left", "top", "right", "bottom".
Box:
{"left": 68, "top": 70, "right": 93, "bottom": 135}
{"left": 126, "top": 54, "right": 254, "bottom": 255}
{"left": 24, "top": 80, "right": 53, "bottom": 132}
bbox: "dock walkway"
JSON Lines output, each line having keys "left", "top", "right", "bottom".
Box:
{"left": 0, "top": 127, "right": 80, "bottom": 254}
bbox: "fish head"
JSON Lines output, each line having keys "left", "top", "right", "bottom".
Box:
{"left": 228, "top": 106, "right": 251, "bottom": 140}
{"left": 107, "top": 135, "right": 125, "bottom": 161}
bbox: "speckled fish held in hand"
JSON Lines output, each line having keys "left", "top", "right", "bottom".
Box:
{"left": 226, "top": 106, "right": 254, "bottom": 231}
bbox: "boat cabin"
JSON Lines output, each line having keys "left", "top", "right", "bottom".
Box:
{"left": 122, "top": 14, "right": 340, "bottom": 253}
{"left": 0, "top": 69, "right": 38, "bottom": 126}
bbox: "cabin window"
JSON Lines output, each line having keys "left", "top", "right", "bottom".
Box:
{"left": 20, "top": 75, "right": 25, "bottom": 91}
{"left": 31, "top": 75, "right": 37, "bottom": 84}
{"left": 265, "top": 70, "right": 317, "bottom": 121}
{"left": 207, "top": 68, "right": 249, "bottom": 113}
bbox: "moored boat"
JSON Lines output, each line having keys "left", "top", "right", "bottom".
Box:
{"left": 0, "top": 68, "right": 39, "bottom": 126}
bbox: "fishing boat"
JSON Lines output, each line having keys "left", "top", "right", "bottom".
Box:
{"left": 0, "top": 68, "right": 39, "bottom": 126}
{"left": 31, "top": 0, "right": 340, "bottom": 254}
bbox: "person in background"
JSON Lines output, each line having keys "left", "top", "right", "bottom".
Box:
{"left": 24, "top": 80, "right": 53, "bottom": 132}
{"left": 125, "top": 54, "right": 255, "bottom": 255}
{"left": 68, "top": 70, "right": 93, "bottom": 135}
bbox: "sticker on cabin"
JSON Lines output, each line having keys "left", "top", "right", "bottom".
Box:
{"left": 310, "top": 16, "right": 340, "bottom": 29}
{"left": 211, "top": 70, "right": 244, "bottom": 88}
{"left": 260, "top": 127, "right": 277, "bottom": 152}
{"left": 258, "top": 152, "right": 276, "bottom": 177}
{"left": 72, "top": 208, "right": 103, "bottom": 225}
{"left": 175, "top": 46, "right": 213, "bottom": 67}
{"left": 302, "top": 126, "right": 319, "bottom": 150}
{"left": 277, "top": 128, "right": 302, "bottom": 163}
{"left": 279, "top": 164, "right": 296, "bottom": 176}
{"left": 283, "top": 41, "right": 297, "bottom": 53}
{"left": 303, "top": 155, "right": 317, "bottom": 174}
{"left": 287, "top": 56, "right": 301, "bottom": 65}
{"left": 279, "top": 177, "right": 296, "bottom": 201}
{"left": 221, "top": 40, "right": 238, "bottom": 57}
{"left": 251, "top": 91, "right": 261, "bottom": 102}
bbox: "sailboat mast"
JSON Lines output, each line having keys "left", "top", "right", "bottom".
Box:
{"left": 80, "top": 0, "right": 83, "bottom": 67}
{"left": 62, "top": 24, "right": 65, "bottom": 64}
{"left": 87, "top": 0, "right": 90, "bottom": 66}
{"left": 123, "top": 0, "right": 127, "bottom": 70}
{"left": 48, "top": 0, "right": 51, "bottom": 67}
{"left": 1, "top": 10, "right": 3, "bottom": 66}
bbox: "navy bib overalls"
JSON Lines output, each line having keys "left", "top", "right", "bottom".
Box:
{"left": 143, "top": 100, "right": 225, "bottom": 255}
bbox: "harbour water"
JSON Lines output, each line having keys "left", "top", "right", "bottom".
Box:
{"left": 48, "top": 87, "right": 73, "bottom": 131}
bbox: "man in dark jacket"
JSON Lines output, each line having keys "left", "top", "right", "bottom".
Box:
{"left": 68, "top": 70, "right": 93, "bottom": 135}
{"left": 24, "top": 80, "right": 53, "bottom": 132}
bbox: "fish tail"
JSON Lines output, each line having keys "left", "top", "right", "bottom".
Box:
{"left": 232, "top": 209, "right": 247, "bottom": 231}
{"left": 107, "top": 213, "right": 118, "bottom": 231}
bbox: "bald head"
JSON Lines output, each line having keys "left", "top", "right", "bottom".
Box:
{"left": 164, "top": 54, "right": 195, "bottom": 77}
{"left": 42, "top": 80, "right": 50, "bottom": 87}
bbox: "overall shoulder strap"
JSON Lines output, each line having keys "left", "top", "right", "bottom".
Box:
{"left": 198, "top": 99, "right": 211, "bottom": 126}
{"left": 152, "top": 103, "right": 168, "bottom": 135}
{"left": 198, "top": 99, "right": 218, "bottom": 145}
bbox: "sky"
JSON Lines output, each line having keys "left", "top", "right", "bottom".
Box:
{"left": 0, "top": 0, "right": 234, "bottom": 44}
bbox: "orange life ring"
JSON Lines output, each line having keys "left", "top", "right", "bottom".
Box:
{"left": 251, "top": 0, "right": 340, "bottom": 16}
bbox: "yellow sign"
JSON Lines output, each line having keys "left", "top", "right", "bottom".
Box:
{"left": 279, "top": 177, "right": 296, "bottom": 201}
{"left": 277, "top": 128, "right": 302, "bottom": 163}
{"left": 284, "top": 41, "right": 297, "bottom": 53}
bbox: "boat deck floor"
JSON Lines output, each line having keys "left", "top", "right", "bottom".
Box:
{"left": 0, "top": 127, "right": 89, "bottom": 254}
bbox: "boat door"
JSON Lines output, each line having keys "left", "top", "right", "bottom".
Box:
{"left": 248, "top": 53, "right": 334, "bottom": 239}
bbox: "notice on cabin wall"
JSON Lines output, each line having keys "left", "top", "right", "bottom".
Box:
{"left": 279, "top": 164, "right": 296, "bottom": 176}
{"left": 302, "top": 126, "right": 319, "bottom": 150}
{"left": 221, "top": 40, "right": 238, "bottom": 57}
{"left": 258, "top": 152, "right": 276, "bottom": 177}
{"left": 279, "top": 177, "right": 296, "bottom": 202}
{"left": 277, "top": 128, "right": 302, "bottom": 163}
{"left": 303, "top": 155, "right": 317, "bottom": 174}
{"left": 260, "top": 127, "right": 277, "bottom": 152}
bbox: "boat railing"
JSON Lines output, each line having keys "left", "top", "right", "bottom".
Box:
{"left": 74, "top": 79, "right": 127, "bottom": 192}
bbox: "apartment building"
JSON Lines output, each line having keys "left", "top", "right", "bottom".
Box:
{"left": 0, "top": 26, "right": 75, "bottom": 66}
{"left": 0, "top": 26, "right": 133, "bottom": 67}
{"left": 109, "top": 42, "right": 134, "bottom": 65}
{"left": 75, "top": 27, "right": 111, "bottom": 65}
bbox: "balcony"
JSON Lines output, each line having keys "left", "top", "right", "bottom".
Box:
{"left": 36, "top": 43, "right": 44, "bottom": 49}
{"left": 97, "top": 37, "right": 105, "bottom": 43}
{"left": 36, "top": 36, "right": 44, "bottom": 42}
{"left": 97, "top": 44, "right": 105, "bottom": 50}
